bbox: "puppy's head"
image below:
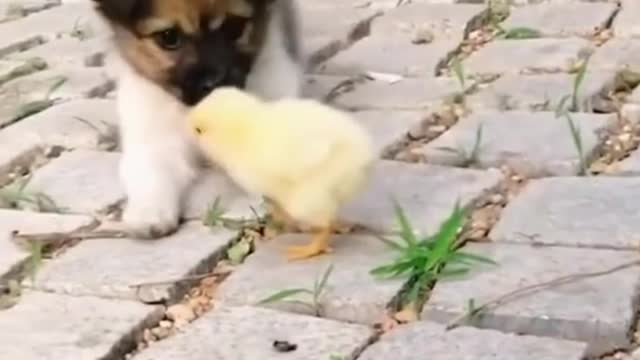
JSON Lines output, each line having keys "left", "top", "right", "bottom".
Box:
{"left": 94, "top": 0, "right": 263, "bottom": 105}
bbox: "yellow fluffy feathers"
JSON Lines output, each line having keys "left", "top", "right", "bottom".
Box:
{"left": 188, "top": 87, "right": 374, "bottom": 260}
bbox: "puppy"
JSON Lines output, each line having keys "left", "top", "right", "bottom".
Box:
{"left": 92, "top": 0, "right": 305, "bottom": 238}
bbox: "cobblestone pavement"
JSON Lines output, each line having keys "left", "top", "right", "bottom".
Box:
{"left": 2, "top": 0, "right": 640, "bottom": 359}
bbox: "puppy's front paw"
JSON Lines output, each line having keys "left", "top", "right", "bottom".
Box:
{"left": 122, "top": 201, "right": 180, "bottom": 239}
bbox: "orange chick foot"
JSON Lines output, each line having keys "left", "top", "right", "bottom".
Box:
{"left": 286, "top": 229, "right": 333, "bottom": 261}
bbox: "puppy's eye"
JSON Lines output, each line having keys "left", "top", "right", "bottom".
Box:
{"left": 154, "top": 27, "right": 183, "bottom": 50}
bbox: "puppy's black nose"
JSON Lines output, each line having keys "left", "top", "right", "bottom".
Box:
{"left": 197, "top": 70, "right": 225, "bottom": 96}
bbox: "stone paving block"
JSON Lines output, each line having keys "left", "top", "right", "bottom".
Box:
{"left": 301, "top": 74, "right": 350, "bottom": 101}
{"left": 0, "top": 209, "right": 93, "bottom": 279}
{"left": 467, "top": 72, "right": 616, "bottom": 112}
{"left": 502, "top": 2, "right": 616, "bottom": 38}
{"left": 614, "top": 146, "right": 640, "bottom": 175}
{"left": 613, "top": 0, "right": 640, "bottom": 39}
{"left": 423, "top": 243, "right": 639, "bottom": 356}
{"left": 590, "top": 39, "right": 640, "bottom": 73}
{"left": 490, "top": 176, "right": 640, "bottom": 248}
{"left": 1, "top": 0, "right": 60, "bottom": 20}
{"left": 358, "top": 321, "right": 588, "bottom": 360}
{"left": 1, "top": 99, "right": 118, "bottom": 151}
{"left": 300, "top": 2, "right": 381, "bottom": 66}
{"left": 0, "top": 134, "right": 41, "bottom": 186}
{"left": 25, "top": 149, "right": 123, "bottom": 214}
{"left": 464, "top": 38, "right": 593, "bottom": 76}
{"left": 30, "top": 223, "right": 236, "bottom": 302}
{"left": 0, "top": 68, "right": 114, "bottom": 127}
{"left": 419, "top": 111, "right": 613, "bottom": 177}
{"left": 7, "top": 36, "right": 110, "bottom": 69}
{"left": 0, "top": 291, "right": 162, "bottom": 360}
{"left": 317, "top": 36, "right": 457, "bottom": 78}
{"left": 216, "top": 234, "right": 402, "bottom": 325}
{"left": 339, "top": 160, "right": 503, "bottom": 234}
{"left": 0, "top": 2, "right": 108, "bottom": 57}
{"left": 332, "top": 77, "right": 461, "bottom": 110}
{"left": 0, "top": 99, "right": 117, "bottom": 185}
{"left": 354, "top": 110, "right": 424, "bottom": 155}
{"left": 134, "top": 305, "right": 374, "bottom": 360}
{"left": 184, "top": 168, "right": 264, "bottom": 221}
{"left": 370, "top": 3, "right": 484, "bottom": 42}
{"left": 0, "top": 57, "right": 47, "bottom": 86}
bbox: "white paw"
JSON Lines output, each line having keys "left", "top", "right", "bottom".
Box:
{"left": 122, "top": 199, "right": 181, "bottom": 239}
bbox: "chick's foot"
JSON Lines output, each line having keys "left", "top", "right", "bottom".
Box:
{"left": 286, "top": 228, "right": 333, "bottom": 261}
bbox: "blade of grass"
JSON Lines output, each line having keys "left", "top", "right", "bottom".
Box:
{"left": 572, "top": 59, "right": 589, "bottom": 110}
{"left": 393, "top": 199, "right": 419, "bottom": 248}
{"left": 314, "top": 263, "right": 334, "bottom": 296}
{"left": 450, "top": 251, "right": 498, "bottom": 265}
{"left": 257, "top": 288, "right": 314, "bottom": 305}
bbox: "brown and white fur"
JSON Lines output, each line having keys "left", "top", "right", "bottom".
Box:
{"left": 92, "top": 0, "right": 304, "bottom": 237}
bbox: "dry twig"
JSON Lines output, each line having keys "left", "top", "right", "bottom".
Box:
{"left": 10, "top": 226, "right": 127, "bottom": 252}
{"left": 128, "top": 269, "right": 232, "bottom": 289}
{"left": 446, "top": 259, "right": 640, "bottom": 330}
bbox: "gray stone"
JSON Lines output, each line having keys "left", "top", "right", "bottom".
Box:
{"left": 0, "top": 2, "right": 108, "bottom": 57}
{"left": 0, "top": 58, "right": 47, "bottom": 86}
{"left": 590, "top": 39, "right": 640, "bottom": 73}
{"left": 332, "top": 77, "right": 462, "bottom": 110}
{"left": 0, "top": 68, "right": 114, "bottom": 127}
{"left": 627, "top": 85, "right": 640, "bottom": 105}
{"left": 316, "top": 36, "right": 458, "bottom": 78}
{"left": 339, "top": 160, "right": 503, "bottom": 234}
{"left": 0, "top": 210, "right": 93, "bottom": 279}
{"left": 370, "top": 3, "right": 484, "bottom": 43}
{"left": 134, "top": 305, "right": 374, "bottom": 360}
{"left": 502, "top": 2, "right": 617, "bottom": 38}
{"left": 0, "top": 291, "right": 162, "bottom": 360}
{"left": 0, "top": 0, "right": 60, "bottom": 19}
{"left": 7, "top": 36, "right": 110, "bottom": 69}
{"left": 0, "top": 136, "right": 40, "bottom": 186}
{"left": 419, "top": 111, "right": 613, "bottom": 177}
{"left": 358, "top": 321, "right": 588, "bottom": 360}
{"left": 464, "top": 38, "right": 593, "bottom": 76}
{"left": 423, "top": 243, "right": 639, "bottom": 357}
{"left": 184, "top": 168, "right": 264, "bottom": 221}
{"left": 613, "top": 0, "right": 640, "bottom": 39}
{"left": 30, "top": 223, "right": 235, "bottom": 302}
{"left": 300, "top": 2, "right": 381, "bottom": 66}
{"left": 0, "top": 99, "right": 117, "bottom": 185}
{"left": 354, "top": 110, "right": 424, "bottom": 155}
{"left": 0, "top": 99, "right": 118, "bottom": 151}
{"left": 614, "top": 145, "right": 640, "bottom": 175}
{"left": 301, "top": 74, "right": 351, "bottom": 101}
{"left": 26, "top": 150, "right": 123, "bottom": 214}
{"left": 216, "top": 234, "right": 402, "bottom": 325}
{"left": 490, "top": 177, "right": 640, "bottom": 248}
{"left": 467, "top": 72, "right": 616, "bottom": 112}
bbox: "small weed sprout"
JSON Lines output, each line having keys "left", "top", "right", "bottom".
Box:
{"left": 203, "top": 196, "right": 227, "bottom": 227}
{"left": 14, "top": 76, "right": 67, "bottom": 121}
{"left": 498, "top": 27, "right": 542, "bottom": 40}
{"left": 258, "top": 263, "right": 334, "bottom": 317}
{"left": 450, "top": 56, "right": 467, "bottom": 105}
{"left": 0, "top": 177, "right": 61, "bottom": 212}
{"left": 555, "top": 59, "right": 590, "bottom": 176}
{"left": 371, "top": 201, "right": 496, "bottom": 310}
{"left": 436, "top": 124, "right": 484, "bottom": 167}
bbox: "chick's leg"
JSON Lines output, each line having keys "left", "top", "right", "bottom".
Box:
{"left": 286, "top": 226, "right": 333, "bottom": 261}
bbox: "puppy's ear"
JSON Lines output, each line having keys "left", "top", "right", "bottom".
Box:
{"left": 92, "top": 0, "right": 149, "bottom": 27}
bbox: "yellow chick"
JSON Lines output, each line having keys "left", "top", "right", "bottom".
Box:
{"left": 188, "top": 87, "right": 374, "bottom": 260}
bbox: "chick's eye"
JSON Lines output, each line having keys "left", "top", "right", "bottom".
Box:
{"left": 154, "top": 27, "right": 183, "bottom": 50}
{"left": 194, "top": 126, "right": 203, "bottom": 135}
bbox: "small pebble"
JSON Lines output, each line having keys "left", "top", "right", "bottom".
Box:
{"left": 273, "top": 340, "right": 298, "bottom": 353}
